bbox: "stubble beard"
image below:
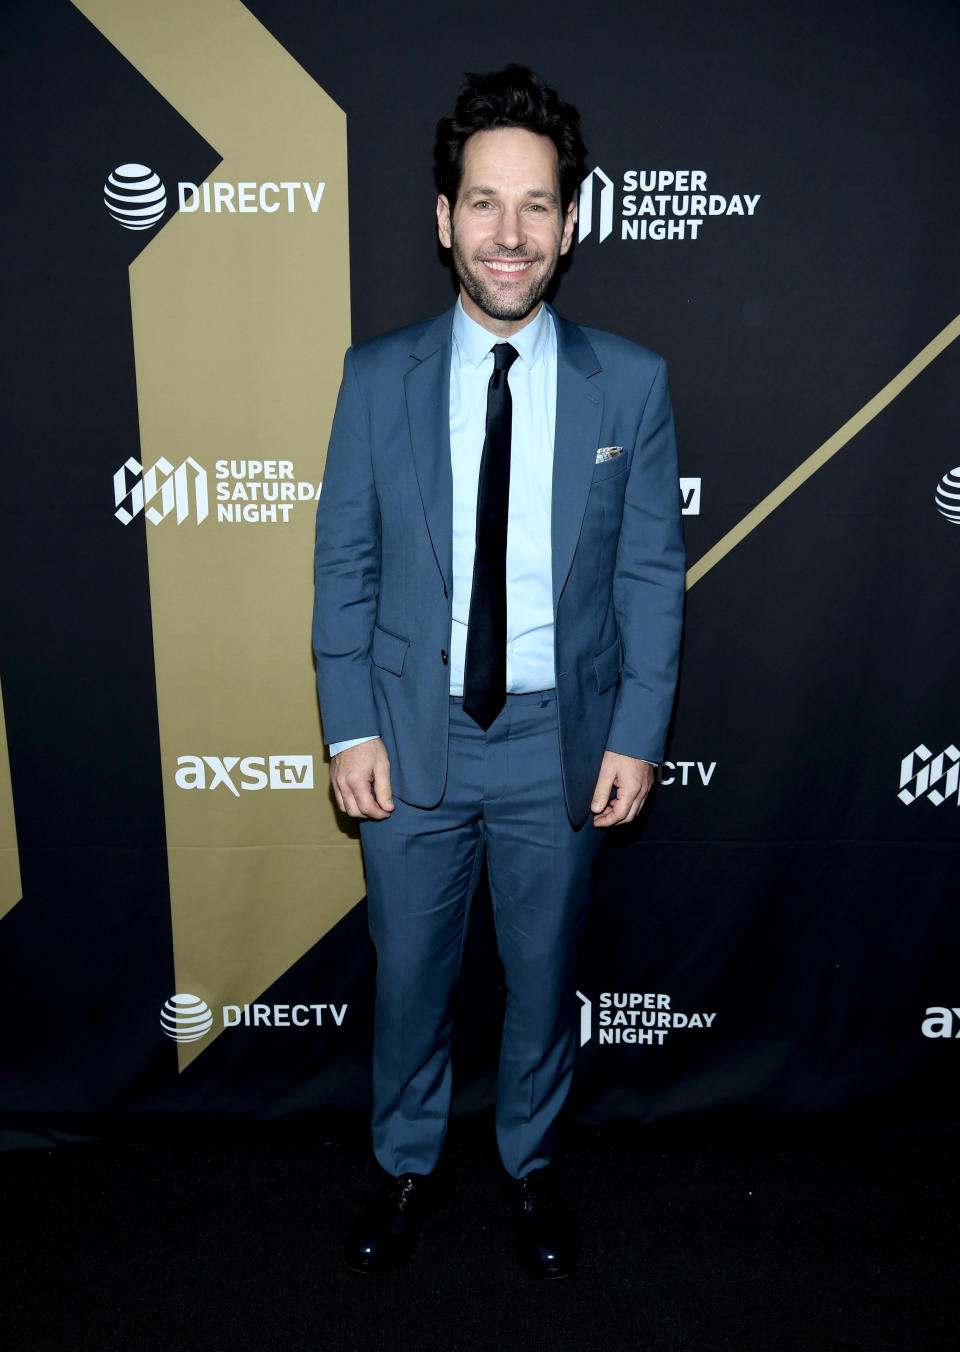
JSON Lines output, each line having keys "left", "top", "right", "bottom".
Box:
{"left": 450, "top": 229, "right": 559, "bottom": 324}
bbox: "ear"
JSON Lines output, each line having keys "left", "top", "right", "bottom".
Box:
{"left": 436, "top": 195, "right": 452, "bottom": 249}
{"left": 559, "top": 197, "right": 576, "bottom": 256}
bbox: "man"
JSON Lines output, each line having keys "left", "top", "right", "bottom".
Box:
{"left": 313, "top": 65, "right": 684, "bottom": 1278}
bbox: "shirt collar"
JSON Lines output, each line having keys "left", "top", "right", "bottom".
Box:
{"left": 452, "top": 297, "right": 552, "bottom": 371}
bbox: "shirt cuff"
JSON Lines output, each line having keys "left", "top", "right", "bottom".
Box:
{"left": 329, "top": 735, "right": 379, "bottom": 757}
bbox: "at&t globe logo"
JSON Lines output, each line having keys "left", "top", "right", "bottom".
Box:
{"left": 935, "top": 467, "right": 960, "bottom": 525}
{"left": 161, "top": 993, "right": 214, "bottom": 1043}
{"left": 103, "top": 163, "right": 167, "bottom": 231}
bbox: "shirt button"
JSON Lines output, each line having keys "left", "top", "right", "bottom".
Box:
{"left": 441, "top": 649, "right": 448, "bottom": 665}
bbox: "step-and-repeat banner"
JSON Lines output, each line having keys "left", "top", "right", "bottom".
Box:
{"left": 1, "top": 0, "right": 957, "bottom": 1146}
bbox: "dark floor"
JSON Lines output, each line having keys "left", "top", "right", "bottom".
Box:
{"left": 1, "top": 1127, "right": 957, "bottom": 1352}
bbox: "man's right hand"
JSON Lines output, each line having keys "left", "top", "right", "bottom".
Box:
{"left": 330, "top": 738, "right": 395, "bottom": 820}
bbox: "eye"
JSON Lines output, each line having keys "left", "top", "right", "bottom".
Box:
{"left": 473, "top": 199, "right": 493, "bottom": 210}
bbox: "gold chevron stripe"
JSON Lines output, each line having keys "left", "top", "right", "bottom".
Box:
{"left": 73, "top": 0, "right": 359, "bottom": 1070}
{"left": 687, "top": 312, "right": 960, "bottom": 588}
{"left": 0, "top": 680, "right": 23, "bottom": 922}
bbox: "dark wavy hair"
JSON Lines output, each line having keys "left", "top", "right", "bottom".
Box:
{"left": 434, "top": 65, "right": 587, "bottom": 212}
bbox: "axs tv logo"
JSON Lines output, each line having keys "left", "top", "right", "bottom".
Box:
{"left": 175, "top": 754, "right": 314, "bottom": 796}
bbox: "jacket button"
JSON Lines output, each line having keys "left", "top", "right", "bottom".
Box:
{"left": 441, "top": 649, "right": 448, "bottom": 665}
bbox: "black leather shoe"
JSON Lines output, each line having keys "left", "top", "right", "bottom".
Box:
{"left": 511, "top": 1167, "right": 580, "bottom": 1279}
{"left": 343, "top": 1172, "right": 434, "bottom": 1274}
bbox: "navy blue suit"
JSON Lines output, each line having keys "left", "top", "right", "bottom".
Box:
{"left": 314, "top": 304, "right": 684, "bottom": 1175}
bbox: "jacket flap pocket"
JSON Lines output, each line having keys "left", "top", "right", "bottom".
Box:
{"left": 371, "top": 624, "right": 409, "bottom": 677}
{"left": 593, "top": 637, "right": 621, "bottom": 693}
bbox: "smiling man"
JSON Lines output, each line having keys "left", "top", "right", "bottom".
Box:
{"left": 313, "top": 66, "right": 685, "bottom": 1279}
{"left": 438, "top": 125, "right": 573, "bottom": 327}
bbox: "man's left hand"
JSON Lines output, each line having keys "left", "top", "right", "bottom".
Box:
{"left": 591, "top": 752, "right": 655, "bottom": 828}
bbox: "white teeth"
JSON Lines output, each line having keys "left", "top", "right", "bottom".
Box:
{"left": 484, "top": 261, "right": 531, "bottom": 273}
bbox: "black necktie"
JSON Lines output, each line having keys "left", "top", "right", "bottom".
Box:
{"left": 462, "top": 342, "right": 519, "bottom": 730}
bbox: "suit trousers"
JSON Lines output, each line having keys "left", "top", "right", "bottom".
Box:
{"left": 359, "top": 690, "right": 603, "bottom": 1180}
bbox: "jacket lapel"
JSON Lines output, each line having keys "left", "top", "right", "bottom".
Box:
{"left": 551, "top": 309, "right": 603, "bottom": 605}
{"left": 404, "top": 309, "right": 455, "bottom": 590}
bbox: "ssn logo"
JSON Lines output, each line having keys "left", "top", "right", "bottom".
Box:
{"left": 175, "top": 755, "right": 314, "bottom": 795}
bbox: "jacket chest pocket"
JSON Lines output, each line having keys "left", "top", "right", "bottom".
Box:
{"left": 590, "top": 451, "right": 629, "bottom": 484}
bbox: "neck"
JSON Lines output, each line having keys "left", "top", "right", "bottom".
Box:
{"left": 459, "top": 293, "right": 543, "bottom": 339}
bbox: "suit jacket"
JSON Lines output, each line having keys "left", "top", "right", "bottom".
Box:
{"left": 313, "top": 303, "right": 685, "bottom": 825}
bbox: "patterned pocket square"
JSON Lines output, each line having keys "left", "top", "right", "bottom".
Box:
{"left": 595, "top": 446, "right": 623, "bottom": 464}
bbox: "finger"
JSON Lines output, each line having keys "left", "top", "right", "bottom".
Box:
{"left": 605, "top": 792, "right": 634, "bottom": 825}
{"left": 372, "top": 761, "right": 394, "bottom": 812}
{"left": 590, "top": 769, "right": 616, "bottom": 814}
{"left": 614, "top": 781, "right": 652, "bottom": 825}
{"left": 621, "top": 794, "right": 645, "bottom": 823}
{"left": 592, "top": 797, "right": 623, "bottom": 828}
{"left": 352, "top": 780, "right": 390, "bottom": 819}
{"left": 335, "top": 774, "right": 362, "bottom": 818}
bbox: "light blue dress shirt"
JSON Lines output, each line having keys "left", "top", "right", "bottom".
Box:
{"left": 329, "top": 299, "right": 557, "bottom": 755}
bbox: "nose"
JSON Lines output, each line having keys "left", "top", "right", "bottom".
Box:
{"left": 494, "top": 205, "right": 525, "bottom": 251}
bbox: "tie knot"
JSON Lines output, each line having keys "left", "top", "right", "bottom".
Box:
{"left": 492, "top": 342, "right": 519, "bottom": 374}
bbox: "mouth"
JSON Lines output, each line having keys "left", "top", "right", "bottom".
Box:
{"left": 479, "top": 258, "right": 536, "bottom": 276}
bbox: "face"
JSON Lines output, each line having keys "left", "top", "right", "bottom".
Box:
{"left": 436, "top": 126, "right": 576, "bottom": 337}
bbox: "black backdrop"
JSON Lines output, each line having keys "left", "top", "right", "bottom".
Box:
{"left": 1, "top": 0, "right": 958, "bottom": 1148}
